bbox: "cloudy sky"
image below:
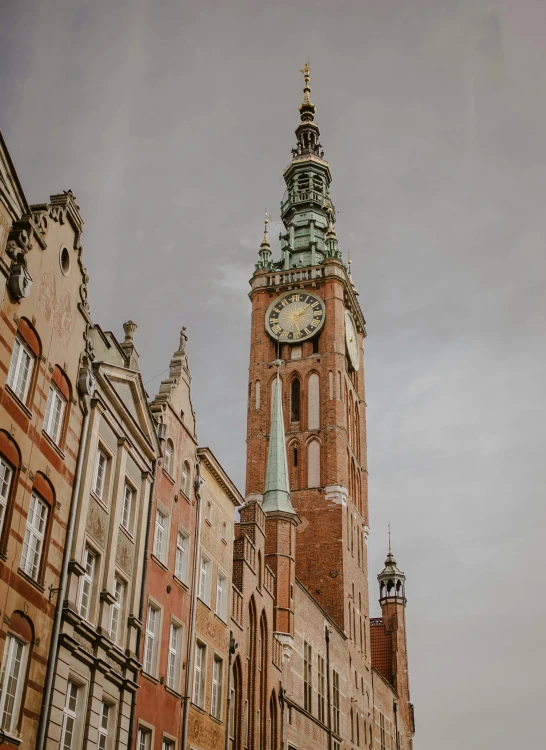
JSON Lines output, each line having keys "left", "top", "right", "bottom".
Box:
{"left": 2, "top": 0, "right": 545, "bottom": 746}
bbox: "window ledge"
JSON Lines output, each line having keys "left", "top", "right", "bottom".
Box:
{"left": 197, "top": 597, "right": 211, "bottom": 611}
{"left": 5, "top": 385, "right": 32, "bottom": 419}
{"left": 180, "top": 490, "right": 192, "bottom": 504}
{"left": 210, "top": 714, "right": 224, "bottom": 725}
{"left": 41, "top": 429, "right": 65, "bottom": 459}
{"left": 91, "top": 491, "right": 109, "bottom": 512}
{"left": 0, "top": 729, "right": 22, "bottom": 746}
{"left": 151, "top": 554, "right": 168, "bottom": 572}
{"left": 205, "top": 518, "right": 212, "bottom": 527}
{"left": 162, "top": 468, "right": 175, "bottom": 485}
{"left": 191, "top": 702, "right": 206, "bottom": 714}
{"left": 172, "top": 575, "right": 189, "bottom": 591}
{"left": 165, "top": 685, "right": 183, "bottom": 699}
{"left": 214, "top": 612, "right": 228, "bottom": 626}
{"left": 141, "top": 671, "right": 160, "bottom": 685}
{"left": 119, "top": 524, "right": 135, "bottom": 543}
{"left": 17, "top": 567, "right": 45, "bottom": 592}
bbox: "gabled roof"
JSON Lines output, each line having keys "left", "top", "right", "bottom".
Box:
{"left": 0, "top": 132, "right": 30, "bottom": 222}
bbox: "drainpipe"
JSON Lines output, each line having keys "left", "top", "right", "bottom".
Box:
{"left": 325, "top": 625, "right": 332, "bottom": 750}
{"left": 225, "top": 634, "right": 238, "bottom": 750}
{"left": 36, "top": 391, "right": 92, "bottom": 750}
{"left": 181, "top": 461, "right": 204, "bottom": 750}
{"left": 128, "top": 456, "right": 158, "bottom": 750}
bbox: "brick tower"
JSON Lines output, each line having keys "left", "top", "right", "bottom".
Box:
{"left": 245, "top": 62, "right": 370, "bottom": 652}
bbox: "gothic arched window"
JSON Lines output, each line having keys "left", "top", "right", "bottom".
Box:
{"left": 290, "top": 378, "right": 300, "bottom": 423}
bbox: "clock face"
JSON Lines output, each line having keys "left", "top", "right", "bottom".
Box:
{"left": 265, "top": 291, "right": 326, "bottom": 343}
{"left": 345, "top": 310, "right": 360, "bottom": 371}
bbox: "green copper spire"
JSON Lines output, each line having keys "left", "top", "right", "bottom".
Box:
{"left": 262, "top": 363, "right": 297, "bottom": 516}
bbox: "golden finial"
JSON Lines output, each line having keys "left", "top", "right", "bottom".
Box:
{"left": 300, "top": 60, "right": 312, "bottom": 106}
{"left": 300, "top": 60, "right": 311, "bottom": 82}
{"left": 264, "top": 211, "right": 271, "bottom": 227}
{"left": 261, "top": 211, "right": 271, "bottom": 247}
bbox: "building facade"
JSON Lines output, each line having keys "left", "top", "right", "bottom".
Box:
{"left": 0, "top": 135, "right": 91, "bottom": 747}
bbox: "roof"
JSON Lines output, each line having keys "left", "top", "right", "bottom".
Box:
{"left": 197, "top": 446, "right": 243, "bottom": 507}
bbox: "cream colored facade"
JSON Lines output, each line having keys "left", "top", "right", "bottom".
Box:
{"left": 187, "top": 447, "right": 241, "bottom": 750}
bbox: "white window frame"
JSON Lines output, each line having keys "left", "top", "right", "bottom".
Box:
{"left": 0, "top": 457, "right": 13, "bottom": 536}
{"left": 167, "top": 621, "right": 182, "bottom": 693}
{"left": 175, "top": 530, "right": 189, "bottom": 583}
{"left": 181, "top": 462, "right": 190, "bottom": 496}
{"left": 97, "top": 700, "right": 110, "bottom": 750}
{"left": 7, "top": 337, "right": 35, "bottom": 404}
{"left": 60, "top": 679, "right": 79, "bottom": 750}
{"left": 199, "top": 555, "right": 211, "bottom": 606}
{"left": 137, "top": 726, "right": 152, "bottom": 750}
{"left": 20, "top": 492, "right": 48, "bottom": 580}
{"left": 121, "top": 481, "right": 135, "bottom": 533}
{"left": 215, "top": 570, "right": 228, "bottom": 622}
{"left": 0, "top": 633, "right": 29, "bottom": 733}
{"left": 110, "top": 576, "right": 126, "bottom": 646}
{"left": 144, "top": 602, "right": 160, "bottom": 676}
{"left": 164, "top": 440, "right": 174, "bottom": 476}
{"left": 93, "top": 449, "right": 108, "bottom": 501}
{"left": 78, "top": 546, "right": 96, "bottom": 621}
{"left": 43, "top": 384, "right": 66, "bottom": 444}
{"left": 153, "top": 508, "right": 168, "bottom": 563}
{"left": 193, "top": 641, "right": 206, "bottom": 708}
{"left": 211, "top": 654, "right": 223, "bottom": 720}
{"left": 162, "top": 738, "right": 175, "bottom": 750}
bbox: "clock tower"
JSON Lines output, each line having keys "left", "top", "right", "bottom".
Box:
{"left": 246, "top": 64, "right": 370, "bottom": 642}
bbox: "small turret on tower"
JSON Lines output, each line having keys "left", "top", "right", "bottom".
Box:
{"left": 378, "top": 527, "right": 406, "bottom": 604}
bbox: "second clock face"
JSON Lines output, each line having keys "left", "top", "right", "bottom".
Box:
{"left": 265, "top": 291, "right": 326, "bottom": 342}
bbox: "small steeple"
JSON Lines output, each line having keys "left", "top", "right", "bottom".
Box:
{"left": 294, "top": 62, "right": 323, "bottom": 159}
{"left": 261, "top": 361, "right": 297, "bottom": 516}
{"left": 256, "top": 212, "right": 274, "bottom": 271}
{"left": 378, "top": 527, "right": 406, "bottom": 603}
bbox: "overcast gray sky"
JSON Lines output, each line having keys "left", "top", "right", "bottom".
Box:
{"left": 2, "top": 0, "right": 545, "bottom": 746}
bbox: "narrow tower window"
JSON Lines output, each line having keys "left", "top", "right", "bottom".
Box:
{"left": 293, "top": 446, "right": 298, "bottom": 467}
{"left": 290, "top": 378, "right": 300, "bottom": 422}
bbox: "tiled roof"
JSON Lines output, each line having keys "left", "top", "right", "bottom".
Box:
{"left": 370, "top": 617, "right": 392, "bottom": 686}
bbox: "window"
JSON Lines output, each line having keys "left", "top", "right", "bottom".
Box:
{"left": 308, "top": 372, "right": 320, "bottom": 429}
{"left": 303, "top": 641, "right": 312, "bottom": 712}
{"left": 293, "top": 446, "right": 298, "bottom": 467}
{"left": 60, "top": 680, "right": 78, "bottom": 750}
{"left": 0, "top": 457, "right": 13, "bottom": 535}
{"left": 93, "top": 450, "right": 108, "bottom": 500}
{"left": 290, "top": 378, "right": 300, "bottom": 422}
{"left": 167, "top": 622, "right": 182, "bottom": 692}
{"left": 211, "top": 655, "right": 223, "bottom": 719}
{"left": 216, "top": 572, "right": 228, "bottom": 621}
{"left": 175, "top": 531, "right": 189, "bottom": 582}
{"left": 97, "top": 702, "right": 110, "bottom": 750}
{"left": 7, "top": 337, "right": 34, "bottom": 404}
{"left": 380, "top": 712, "right": 386, "bottom": 750}
{"left": 255, "top": 380, "right": 261, "bottom": 409}
{"left": 181, "top": 461, "right": 190, "bottom": 497}
{"left": 144, "top": 603, "right": 160, "bottom": 675}
{"left": 199, "top": 555, "right": 211, "bottom": 605}
{"left": 193, "top": 641, "right": 206, "bottom": 708}
{"left": 0, "top": 634, "right": 28, "bottom": 732}
{"left": 244, "top": 699, "right": 249, "bottom": 747}
{"left": 154, "top": 509, "right": 168, "bottom": 563}
{"left": 20, "top": 492, "right": 48, "bottom": 580}
{"left": 43, "top": 385, "right": 66, "bottom": 444}
{"left": 332, "top": 670, "right": 340, "bottom": 735}
{"left": 164, "top": 439, "right": 174, "bottom": 475}
{"left": 78, "top": 546, "right": 96, "bottom": 620}
{"left": 121, "top": 482, "right": 134, "bottom": 532}
{"left": 137, "top": 727, "right": 152, "bottom": 750}
{"left": 307, "top": 439, "right": 321, "bottom": 488}
{"left": 257, "top": 709, "right": 261, "bottom": 750}
{"left": 162, "top": 740, "right": 175, "bottom": 750}
{"left": 317, "top": 654, "right": 325, "bottom": 723}
{"left": 110, "top": 577, "right": 125, "bottom": 646}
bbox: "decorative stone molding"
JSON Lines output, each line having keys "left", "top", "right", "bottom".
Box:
{"left": 324, "top": 484, "right": 349, "bottom": 506}
{"left": 275, "top": 632, "right": 295, "bottom": 663}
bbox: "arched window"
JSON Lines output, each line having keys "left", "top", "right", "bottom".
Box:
{"left": 257, "top": 550, "right": 262, "bottom": 590}
{"left": 308, "top": 373, "right": 320, "bottom": 430}
{"left": 255, "top": 380, "right": 261, "bottom": 410}
{"left": 0, "top": 431, "right": 20, "bottom": 548}
{"left": 259, "top": 612, "right": 268, "bottom": 750}
{"left": 248, "top": 598, "right": 257, "bottom": 746}
{"left": 293, "top": 446, "right": 298, "bottom": 467}
{"left": 290, "top": 378, "right": 300, "bottom": 422}
{"left": 0, "top": 611, "right": 33, "bottom": 734}
{"left": 20, "top": 473, "right": 54, "bottom": 584}
{"left": 329, "top": 371, "right": 334, "bottom": 400}
{"left": 307, "top": 439, "right": 320, "bottom": 488}
{"left": 43, "top": 366, "right": 70, "bottom": 447}
{"left": 164, "top": 439, "right": 174, "bottom": 475}
{"left": 181, "top": 461, "right": 191, "bottom": 497}
{"left": 231, "top": 656, "right": 242, "bottom": 749}
{"left": 7, "top": 318, "right": 41, "bottom": 406}
{"left": 269, "top": 691, "right": 278, "bottom": 750}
